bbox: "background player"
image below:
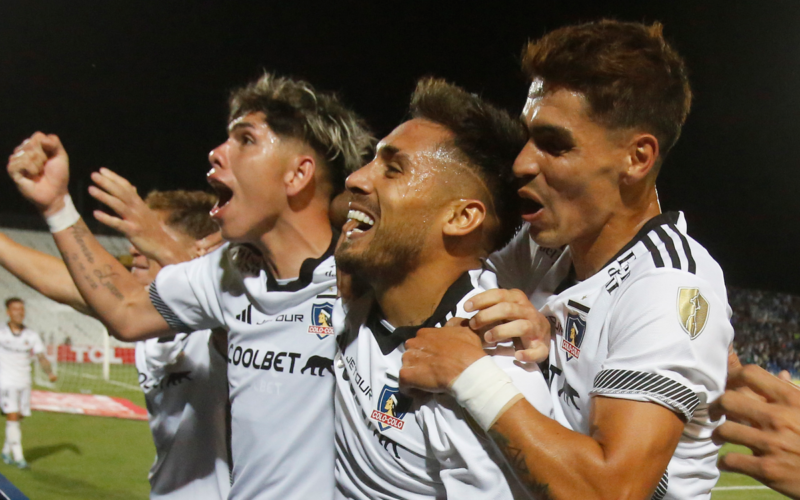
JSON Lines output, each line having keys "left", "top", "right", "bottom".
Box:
{"left": 401, "top": 20, "right": 732, "bottom": 499}
{"left": 0, "top": 185, "right": 230, "bottom": 499}
{"left": 334, "top": 78, "right": 552, "bottom": 499}
{"left": 0, "top": 297, "right": 56, "bottom": 469}
{"left": 6, "top": 73, "right": 374, "bottom": 499}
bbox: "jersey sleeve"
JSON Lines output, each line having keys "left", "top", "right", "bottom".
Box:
{"left": 590, "top": 271, "right": 733, "bottom": 421}
{"left": 487, "top": 224, "right": 536, "bottom": 290}
{"left": 30, "top": 332, "right": 45, "bottom": 355}
{"left": 149, "top": 247, "right": 227, "bottom": 333}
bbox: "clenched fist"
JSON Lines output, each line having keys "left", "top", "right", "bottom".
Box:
{"left": 7, "top": 132, "right": 70, "bottom": 216}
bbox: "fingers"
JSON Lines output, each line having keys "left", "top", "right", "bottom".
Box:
{"left": 717, "top": 451, "right": 764, "bottom": 477}
{"left": 91, "top": 168, "right": 138, "bottom": 202}
{"left": 779, "top": 370, "right": 792, "bottom": 383}
{"left": 729, "top": 365, "right": 797, "bottom": 404}
{"left": 93, "top": 210, "right": 129, "bottom": 233}
{"left": 464, "top": 288, "right": 529, "bottom": 313}
{"left": 513, "top": 341, "right": 550, "bottom": 363}
{"left": 88, "top": 185, "right": 129, "bottom": 216}
{"left": 712, "top": 420, "right": 769, "bottom": 450}
{"left": 710, "top": 387, "right": 772, "bottom": 424}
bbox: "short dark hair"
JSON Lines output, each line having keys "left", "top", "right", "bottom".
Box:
{"left": 522, "top": 20, "right": 692, "bottom": 162}
{"left": 5, "top": 297, "right": 23, "bottom": 308}
{"left": 144, "top": 190, "right": 219, "bottom": 240}
{"left": 409, "top": 77, "right": 526, "bottom": 251}
{"left": 229, "top": 73, "right": 376, "bottom": 193}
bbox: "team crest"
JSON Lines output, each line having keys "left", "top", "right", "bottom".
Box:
{"left": 677, "top": 288, "right": 709, "bottom": 339}
{"left": 562, "top": 313, "right": 586, "bottom": 360}
{"left": 371, "top": 385, "right": 408, "bottom": 431}
{"left": 308, "top": 303, "right": 334, "bottom": 339}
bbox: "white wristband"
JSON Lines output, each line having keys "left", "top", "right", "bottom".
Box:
{"left": 46, "top": 194, "right": 80, "bottom": 233}
{"left": 450, "top": 356, "right": 523, "bottom": 431}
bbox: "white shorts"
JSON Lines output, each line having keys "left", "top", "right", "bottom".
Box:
{"left": 0, "top": 386, "right": 31, "bottom": 417}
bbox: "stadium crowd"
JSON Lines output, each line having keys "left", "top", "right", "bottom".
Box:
{"left": 3, "top": 17, "right": 800, "bottom": 500}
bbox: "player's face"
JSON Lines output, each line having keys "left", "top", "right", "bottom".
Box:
{"left": 514, "top": 84, "right": 630, "bottom": 248}
{"left": 336, "top": 119, "right": 455, "bottom": 281}
{"left": 207, "top": 112, "right": 295, "bottom": 243}
{"left": 6, "top": 302, "right": 24, "bottom": 326}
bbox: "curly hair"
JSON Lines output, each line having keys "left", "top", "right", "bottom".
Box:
{"left": 523, "top": 20, "right": 692, "bottom": 161}
{"left": 410, "top": 77, "right": 526, "bottom": 251}
{"left": 229, "top": 73, "right": 376, "bottom": 192}
{"left": 144, "top": 190, "right": 218, "bottom": 240}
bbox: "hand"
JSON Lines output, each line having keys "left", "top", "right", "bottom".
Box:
{"left": 89, "top": 168, "right": 193, "bottom": 265}
{"left": 711, "top": 365, "right": 800, "bottom": 499}
{"left": 464, "top": 288, "right": 550, "bottom": 363}
{"left": 400, "top": 317, "right": 487, "bottom": 396}
{"left": 7, "top": 132, "right": 70, "bottom": 216}
{"left": 193, "top": 231, "right": 224, "bottom": 257}
{"left": 48, "top": 373, "right": 58, "bottom": 383}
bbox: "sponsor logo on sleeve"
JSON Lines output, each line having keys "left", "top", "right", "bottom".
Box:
{"left": 677, "top": 288, "right": 709, "bottom": 339}
{"left": 371, "top": 385, "right": 409, "bottom": 431}
{"left": 562, "top": 312, "right": 586, "bottom": 360}
{"left": 308, "top": 303, "right": 334, "bottom": 338}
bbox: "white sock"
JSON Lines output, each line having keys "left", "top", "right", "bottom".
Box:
{"left": 5, "top": 421, "right": 23, "bottom": 462}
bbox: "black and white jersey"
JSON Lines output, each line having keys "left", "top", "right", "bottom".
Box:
{"left": 0, "top": 325, "right": 44, "bottom": 388}
{"left": 136, "top": 331, "right": 230, "bottom": 500}
{"left": 334, "top": 268, "right": 552, "bottom": 500}
{"left": 489, "top": 212, "right": 732, "bottom": 500}
{"left": 151, "top": 238, "right": 338, "bottom": 500}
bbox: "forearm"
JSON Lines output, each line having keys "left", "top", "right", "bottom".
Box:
{"left": 38, "top": 356, "right": 54, "bottom": 376}
{"left": 0, "top": 233, "right": 93, "bottom": 316}
{"left": 53, "top": 219, "right": 172, "bottom": 340}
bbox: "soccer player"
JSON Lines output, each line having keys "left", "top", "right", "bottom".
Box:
{"left": 0, "top": 297, "right": 56, "bottom": 468}
{"left": 7, "top": 73, "right": 373, "bottom": 499}
{"left": 333, "top": 78, "right": 552, "bottom": 499}
{"left": 401, "top": 20, "right": 733, "bottom": 499}
{"left": 0, "top": 187, "right": 231, "bottom": 499}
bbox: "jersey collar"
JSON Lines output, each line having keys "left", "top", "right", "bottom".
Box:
{"left": 367, "top": 271, "right": 475, "bottom": 355}
{"left": 266, "top": 228, "right": 339, "bottom": 292}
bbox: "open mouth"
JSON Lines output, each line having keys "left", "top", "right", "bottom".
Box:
{"left": 519, "top": 194, "right": 544, "bottom": 217}
{"left": 208, "top": 178, "right": 234, "bottom": 216}
{"left": 343, "top": 208, "right": 375, "bottom": 237}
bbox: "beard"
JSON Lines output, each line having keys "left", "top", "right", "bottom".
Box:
{"left": 335, "top": 217, "right": 427, "bottom": 288}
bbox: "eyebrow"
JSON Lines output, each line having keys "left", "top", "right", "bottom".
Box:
{"left": 377, "top": 144, "right": 411, "bottom": 165}
{"left": 228, "top": 122, "right": 255, "bottom": 133}
{"left": 529, "top": 123, "right": 575, "bottom": 143}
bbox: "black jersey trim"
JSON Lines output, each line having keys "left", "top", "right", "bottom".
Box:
{"left": 368, "top": 271, "right": 476, "bottom": 355}
{"left": 149, "top": 282, "right": 192, "bottom": 333}
{"left": 567, "top": 300, "right": 590, "bottom": 314}
{"left": 600, "top": 212, "right": 679, "bottom": 270}
{"left": 642, "top": 234, "right": 665, "bottom": 269}
{"left": 591, "top": 369, "right": 699, "bottom": 421}
{"left": 651, "top": 471, "right": 669, "bottom": 500}
{"left": 654, "top": 226, "right": 681, "bottom": 270}
{"left": 668, "top": 223, "right": 696, "bottom": 274}
{"left": 266, "top": 228, "right": 339, "bottom": 292}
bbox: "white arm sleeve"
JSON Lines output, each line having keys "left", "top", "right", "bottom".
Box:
{"left": 31, "top": 332, "right": 45, "bottom": 355}
{"left": 149, "top": 245, "right": 228, "bottom": 333}
{"left": 590, "top": 271, "right": 733, "bottom": 421}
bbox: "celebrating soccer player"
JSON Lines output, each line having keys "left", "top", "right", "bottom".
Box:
{"left": 333, "top": 78, "right": 552, "bottom": 499}
{"left": 6, "top": 73, "right": 373, "bottom": 499}
{"left": 401, "top": 20, "right": 733, "bottom": 499}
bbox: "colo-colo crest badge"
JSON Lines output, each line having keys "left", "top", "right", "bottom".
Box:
{"left": 562, "top": 312, "right": 586, "bottom": 360}
{"left": 308, "top": 303, "right": 334, "bottom": 339}
{"left": 371, "top": 385, "right": 409, "bottom": 431}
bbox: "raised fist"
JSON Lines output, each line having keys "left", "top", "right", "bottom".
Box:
{"left": 7, "top": 132, "right": 70, "bottom": 216}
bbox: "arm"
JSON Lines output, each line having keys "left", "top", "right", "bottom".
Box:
{"left": 7, "top": 132, "right": 173, "bottom": 341}
{"left": 0, "top": 232, "right": 93, "bottom": 316}
{"left": 36, "top": 353, "right": 57, "bottom": 382}
{"left": 88, "top": 168, "right": 195, "bottom": 266}
{"left": 711, "top": 365, "right": 800, "bottom": 500}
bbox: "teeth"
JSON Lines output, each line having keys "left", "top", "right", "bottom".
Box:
{"left": 346, "top": 209, "right": 374, "bottom": 227}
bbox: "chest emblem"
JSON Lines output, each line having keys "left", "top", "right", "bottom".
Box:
{"left": 308, "top": 303, "right": 334, "bottom": 338}
{"left": 677, "top": 288, "right": 709, "bottom": 339}
{"left": 371, "top": 385, "right": 409, "bottom": 431}
{"left": 562, "top": 312, "right": 586, "bottom": 360}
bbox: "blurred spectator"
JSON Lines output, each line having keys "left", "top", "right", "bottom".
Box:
{"left": 729, "top": 288, "right": 800, "bottom": 378}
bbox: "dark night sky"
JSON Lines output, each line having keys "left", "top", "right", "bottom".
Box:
{"left": 1, "top": 1, "right": 799, "bottom": 293}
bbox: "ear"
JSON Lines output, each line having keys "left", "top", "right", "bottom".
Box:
{"left": 284, "top": 155, "right": 317, "bottom": 196}
{"left": 621, "top": 133, "right": 659, "bottom": 185}
{"left": 442, "top": 199, "right": 487, "bottom": 238}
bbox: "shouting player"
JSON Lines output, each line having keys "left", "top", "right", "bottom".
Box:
{"left": 0, "top": 186, "right": 230, "bottom": 499}
{"left": 7, "top": 73, "right": 373, "bottom": 499}
{"left": 334, "top": 78, "right": 552, "bottom": 499}
{"left": 0, "top": 297, "right": 56, "bottom": 468}
{"left": 401, "top": 20, "right": 733, "bottom": 499}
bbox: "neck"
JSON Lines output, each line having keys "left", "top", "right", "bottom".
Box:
{"left": 7, "top": 322, "right": 22, "bottom": 333}
{"left": 571, "top": 187, "right": 661, "bottom": 280}
{"left": 373, "top": 254, "right": 482, "bottom": 328}
{"left": 254, "top": 199, "right": 332, "bottom": 280}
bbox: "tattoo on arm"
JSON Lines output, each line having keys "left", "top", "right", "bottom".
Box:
{"left": 65, "top": 224, "right": 124, "bottom": 301}
{"left": 488, "top": 428, "right": 553, "bottom": 499}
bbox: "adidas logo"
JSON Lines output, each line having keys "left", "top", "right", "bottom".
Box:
{"left": 236, "top": 305, "right": 253, "bottom": 325}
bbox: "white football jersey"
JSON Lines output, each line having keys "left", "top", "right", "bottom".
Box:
{"left": 0, "top": 325, "right": 44, "bottom": 388}
{"left": 334, "top": 268, "right": 552, "bottom": 500}
{"left": 489, "top": 212, "right": 732, "bottom": 500}
{"left": 151, "top": 240, "right": 337, "bottom": 500}
{"left": 136, "top": 330, "right": 230, "bottom": 500}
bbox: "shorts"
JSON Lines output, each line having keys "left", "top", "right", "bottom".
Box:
{"left": 0, "top": 387, "right": 31, "bottom": 417}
